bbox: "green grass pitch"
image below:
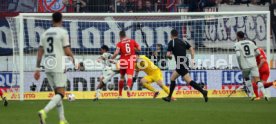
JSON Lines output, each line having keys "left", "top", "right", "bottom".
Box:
{"left": 0, "top": 98, "right": 275, "bottom": 124}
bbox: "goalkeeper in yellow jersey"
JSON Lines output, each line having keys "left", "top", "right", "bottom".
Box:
{"left": 133, "top": 55, "right": 170, "bottom": 99}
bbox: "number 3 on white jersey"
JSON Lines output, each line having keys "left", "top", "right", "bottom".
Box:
{"left": 125, "top": 43, "right": 131, "bottom": 53}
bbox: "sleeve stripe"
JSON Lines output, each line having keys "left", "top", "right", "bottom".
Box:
{"left": 63, "top": 45, "right": 71, "bottom": 48}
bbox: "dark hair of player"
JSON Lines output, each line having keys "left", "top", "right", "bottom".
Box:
{"left": 236, "top": 31, "right": 245, "bottom": 39}
{"left": 171, "top": 29, "right": 178, "bottom": 37}
{"left": 52, "top": 12, "right": 62, "bottom": 23}
{"left": 252, "top": 40, "right": 257, "bottom": 45}
{"left": 101, "top": 45, "right": 109, "bottom": 52}
{"left": 119, "top": 30, "right": 126, "bottom": 38}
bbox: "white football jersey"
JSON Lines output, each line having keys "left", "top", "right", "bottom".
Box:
{"left": 101, "top": 52, "right": 120, "bottom": 70}
{"left": 234, "top": 40, "right": 259, "bottom": 69}
{"left": 39, "top": 27, "right": 70, "bottom": 72}
{"left": 101, "top": 52, "right": 113, "bottom": 67}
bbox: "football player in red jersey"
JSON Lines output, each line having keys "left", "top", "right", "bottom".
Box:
{"left": 112, "top": 30, "right": 141, "bottom": 98}
{"left": 0, "top": 89, "right": 8, "bottom": 106}
{"left": 252, "top": 41, "right": 276, "bottom": 100}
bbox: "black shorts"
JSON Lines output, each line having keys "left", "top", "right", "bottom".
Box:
{"left": 176, "top": 66, "right": 189, "bottom": 77}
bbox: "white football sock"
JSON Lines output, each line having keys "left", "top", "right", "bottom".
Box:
{"left": 245, "top": 80, "right": 255, "bottom": 97}
{"left": 96, "top": 89, "right": 101, "bottom": 98}
{"left": 257, "top": 81, "right": 267, "bottom": 97}
{"left": 57, "top": 101, "right": 65, "bottom": 121}
{"left": 44, "top": 94, "right": 62, "bottom": 113}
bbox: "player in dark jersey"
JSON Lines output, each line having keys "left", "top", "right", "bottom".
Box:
{"left": 162, "top": 29, "right": 208, "bottom": 102}
{"left": 112, "top": 30, "right": 141, "bottom": 98}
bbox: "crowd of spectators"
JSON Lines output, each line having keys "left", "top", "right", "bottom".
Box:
{"left": 62, "top": 0, "right": 273, "bottom": 13}
{"left": 0, "top": 0, "right": 273, "bottom": 13}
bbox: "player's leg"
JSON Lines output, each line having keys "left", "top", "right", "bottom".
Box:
{"left": 251, "top": 67, "right": 268, "bottom": 101}
{"left": 242, "top": 70, "right": 255, "bottom": 100}
{"left": 156, "top": 79, "right": 169, "bottom": 95}
{"left": 162, "top": 70, "right": 179, "bottom": 102}
{"left": 184, "top": 73, "right": 208, "bottom": 102}
{"left": 0, "top": 89, "right": 2, "bottom": 99}
{"left": 94, "top": 77, "right": 105, "bottom": 101}
{"left": 95, "top": 70, "right": 116, "bottom": 101}
{"left": 126, "top": 67, "right": 135, "bottom": 89}
{"left": 118, "top": 69, "right": 126, "bottom": 97}
{"left": 260, "top": 70, "right": 274, "bottom": 88}
{"left": 141, "top": 75, "right": 161, "bottom": 98}
{"left": 126, "top": 68, "right": 135, "bottom": 97}
{"left": 54, "top": 88, "right": 68, "bottom": 124}
{"left": 140, "top": 77, "right": 156, "bottom": 92}
{"left": 38, "top": 73, "right": 68, "bottom": 124}
{"left": 54, "top": 73, "right": 68, "bottom": 124}
{"left": 0, "top": 89, "right": 7, "bottom": 106}
{"left": 154, "top": 72, "right": 169, "bottom": 95}
{"left": 252, "top": 82, "right": 260, "bottom": 100}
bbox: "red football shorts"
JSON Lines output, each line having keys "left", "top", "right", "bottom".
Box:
{"left": 119, "top": 58, "right": 135, "bottom": 76}
{"left": 259, "top": 63, "right": 270, "bottom": 82}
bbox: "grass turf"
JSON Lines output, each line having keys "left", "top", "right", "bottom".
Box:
{"left": 0, "top": 98, "right": 275, "bottom": 124}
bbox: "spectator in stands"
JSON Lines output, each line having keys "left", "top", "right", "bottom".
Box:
{"left": 108, "top": 0, "right": 116, "bottom": 12}
{"left": 0, "top": 0, "right": 9, "bottom": 12}
{"left": 189, "top": 0, "right": 206, "bottom": 48}
{"left": 127, "top": 0, "right": 137, "bottom": 12}
{"left": 136, "top": 0, "right": 146, "bottom": 12}
{"left": 63, "top": 0, "right": 87, "bottom": 12}
{"left": 157, "top": 0, "right": 167, "bottom": 12}
{"left": 166, "top": 0, "right": 179, "bottom": 12}
{"left": 270, "top": 0, "right": 276, "bottom": 46}
{"left": 117, "top": 0, "right": 128, "bottom": 12}
{"left": 76, "top": 0, "right": 87, "bottom": 12}
{"left": 86, "top": 0, "right": 110, "bottom": 12}
{"left": 145, "top": 0, "right": 155, "bottom": 12}
{"left": 258, "top": 0, "right": 271, "bottom": 5}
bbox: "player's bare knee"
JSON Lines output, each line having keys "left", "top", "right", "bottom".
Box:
{"left": 99, "top": 77, "right": 104, "bottom": 83}
{"left": 127, "top": 75, "right": 133, "bottom": 79}
{"left": 140, "top": 78, "right": 146, "bottom": 84}
{"left": 55, "top": 87, "right": 65, "bottom": 98}
{"left": 253, "top": 76, "right": 260, "bottom": 82}
{"left": 156, "top": 80, "right": 163, "bottom": 86}
{"left": 183, "top": 74, "right": 192, "bottom": 83}
{"left": 157, "top": 83, "right": 163, "bottom": 87}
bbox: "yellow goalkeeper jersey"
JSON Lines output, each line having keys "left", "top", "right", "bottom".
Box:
{"left": 136, "top": 55, "right": 160, "bottom": 74}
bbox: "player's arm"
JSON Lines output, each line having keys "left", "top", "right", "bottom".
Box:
{"left": 96, "top": 56, "right": 104, "bottom": 62}
{"left": 96, "top": 53, "right": 106, "bottom": 62}
{"left": 134, "top": 40, "right": 141, "bottom": 52}
{"left": 258, "top": 55, "right": 266, "bottom": 69}
{"left": 257, "top": 49, "right": 266, "bottom": 69}
{"left": 36, "top": 47, "right": 44, "bottom": 69}
{"left": 64, "top": 47, "right": 75, "bottom": 65}
{"left": 63, "top": 31, "right": 76, "bottom": 67}
{"left": 34, "top": 41, "right": 44, "bottom": 80}
{"left": 166, "top": 41, "right": 173, "bottom": 59}
{"left": 234, "top": 45, "right": 242, "bottom": 69}
{"left": 187, "top": 41, "right": 195, "bottom": 65}
{"left": 111, "top": 47, "right": 120, "bottom": 59}
{"left": 254, "top": 47, "right": 260, "bottom": 56}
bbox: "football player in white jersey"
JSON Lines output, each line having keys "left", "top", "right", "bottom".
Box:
{"left": 93, "top": 45, "right": 120, "bottom": 101}
{"left": 34, "top": 12, "right": 75, "bottom": 124}
{"left": 234, "top": 31, "right": 268, "bottom": 101}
